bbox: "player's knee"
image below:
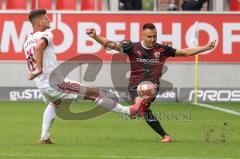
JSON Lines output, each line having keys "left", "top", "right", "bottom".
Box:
{"left": 84, "top": 87, "right": 100, "bottom": 101}
{"left": 50, "top": 101, "right": 60, "bottom": 108}
{"left": 134, "top": 96, "right": 142, "bottom": 103}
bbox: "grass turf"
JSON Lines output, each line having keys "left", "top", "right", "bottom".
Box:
{"left": 0, "top": 101, "right": 239, "bottom": 159}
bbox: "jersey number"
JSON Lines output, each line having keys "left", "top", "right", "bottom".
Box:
{"left": 26, "top": 47, "right": 36, "bottom": 71}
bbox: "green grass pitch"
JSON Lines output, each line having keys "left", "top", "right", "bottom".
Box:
{"left": 0, "top": 101, "right": 239, "bottom": 159}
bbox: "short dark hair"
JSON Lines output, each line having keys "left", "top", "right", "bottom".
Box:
{"left": 29, "top": 9, "right": 47, "bottom": 23}
{"left": 143, "top": 23, "right": 156, "bottom": 30}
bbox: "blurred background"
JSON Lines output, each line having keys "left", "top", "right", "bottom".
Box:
{"left": 0, "top": 0, "right": 238, "bottom": 11}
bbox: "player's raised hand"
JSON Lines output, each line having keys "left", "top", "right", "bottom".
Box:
{"left": 206, "top": 40, "right": 216, "bottom": 50}
{"left": 86, "top": 28, "right": 96, "bottom": 38}
{"left": 27, "top": 68, "right": 43, "bottom": 80}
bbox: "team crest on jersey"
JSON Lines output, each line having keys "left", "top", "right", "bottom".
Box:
{"left": 136, "top": 51, "right": 142, "bottom": 56}
{"left": 154, "top": 52, "right": 161, "bottom": 59}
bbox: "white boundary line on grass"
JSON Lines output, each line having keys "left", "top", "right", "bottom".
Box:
{"left": 0, "top": 154, "right": 235, "bottom": 159}
{"left": 193, "top": 103, "right": 240, "bottom": 116}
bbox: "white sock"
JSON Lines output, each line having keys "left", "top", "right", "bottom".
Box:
{"left": 41, "top": 103, "right": 56, "bottom": 140}
{"left": 95, "top": 97, "right": 130, "bottom": 115}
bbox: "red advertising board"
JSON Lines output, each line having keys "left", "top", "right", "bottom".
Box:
{"left": 0, "top": 12, "right": 239, "bottom": 62}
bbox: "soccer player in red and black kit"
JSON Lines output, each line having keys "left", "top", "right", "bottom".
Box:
{"left": 86, "top": 23, "right": 216, "bottom": 143}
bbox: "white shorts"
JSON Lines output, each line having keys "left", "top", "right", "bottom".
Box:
{"left": 39, "top": 79, "right": 86, "bottom": 106}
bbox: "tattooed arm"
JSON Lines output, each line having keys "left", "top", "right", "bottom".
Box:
{"left": 86, "top": 28, "right": 123, "bottom": 52}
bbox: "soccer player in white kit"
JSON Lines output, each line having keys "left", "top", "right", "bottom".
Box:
{"left": 24, "top": 9, "right": 147, "bottom": 144}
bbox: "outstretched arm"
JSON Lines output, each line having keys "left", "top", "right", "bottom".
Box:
{"left": 175, "top": 40, "right": 216, "bottom": 57}
{"left": 86, "top": 28, "right": 122, "bottom": 52}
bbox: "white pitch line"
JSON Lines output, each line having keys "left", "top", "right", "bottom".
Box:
{"left": 193, "top": 103, "right": 240, "bottom": 116}
{"left": 0, "top": 154, "right": 235, "bottom": 159}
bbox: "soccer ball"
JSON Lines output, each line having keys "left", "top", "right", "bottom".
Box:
{"left": 137, "top": 81, "right": 156, "bottom": 99}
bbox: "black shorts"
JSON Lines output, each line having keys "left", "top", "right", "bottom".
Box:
{"left": 128, "top": 84, "right": 159, "bottom": 104}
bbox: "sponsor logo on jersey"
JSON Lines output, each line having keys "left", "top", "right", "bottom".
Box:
{"left": 136, "top": 51, "right": 142, "bottom": 56}
{"left": 154, "top": 52, "right": 161, "bottom": 59}
{"left": 136, "top": 58, "right": 159, "bottom": 64}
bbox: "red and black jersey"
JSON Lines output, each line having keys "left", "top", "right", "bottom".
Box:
{"left": 120, "top": 41, "right": 176, "bottom": 87}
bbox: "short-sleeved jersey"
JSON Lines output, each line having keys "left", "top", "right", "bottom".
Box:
{"left": 23, "top": 30, "right": 58, "bottom": 88}
{"left": 121, "top": 41, "right": 176, "bottom": 87}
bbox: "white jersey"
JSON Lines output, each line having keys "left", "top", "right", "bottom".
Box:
{"left": 24, "top": 30, "right": 58, "bottom": 89}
